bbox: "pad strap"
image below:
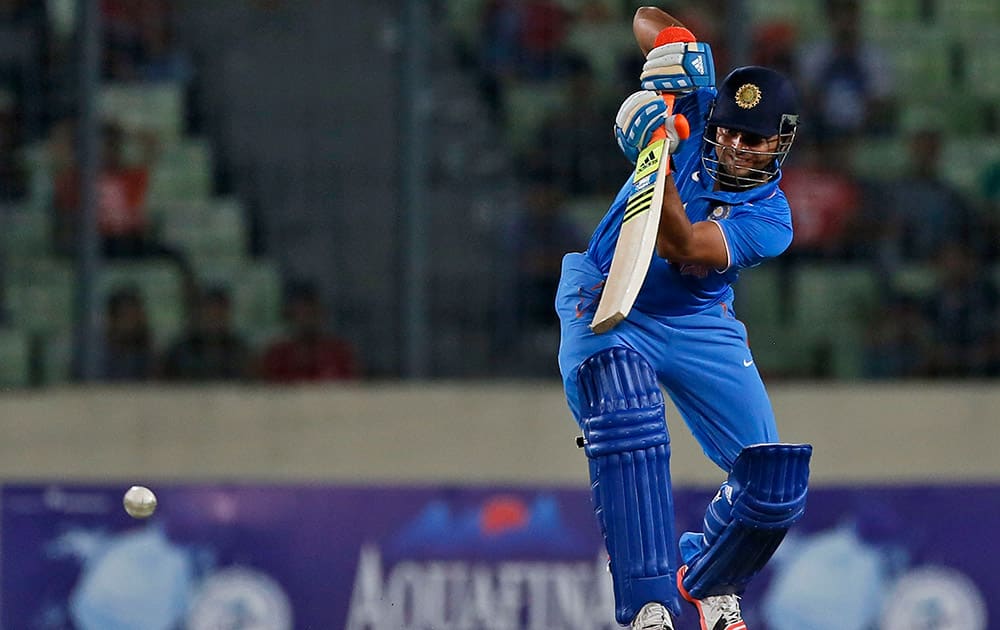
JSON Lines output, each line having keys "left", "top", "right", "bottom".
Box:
{"left": 579, "top": 348, "right": 680, "bottom": 622}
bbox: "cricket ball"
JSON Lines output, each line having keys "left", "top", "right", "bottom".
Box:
{"left": 123, "top": 485, "right": 158, "bottom": 519}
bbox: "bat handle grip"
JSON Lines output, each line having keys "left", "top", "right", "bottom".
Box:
{"left": 650, "top": 93, "right": 676, "bottom": 143}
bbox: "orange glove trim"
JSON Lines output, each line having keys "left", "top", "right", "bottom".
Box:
{"left": 648, "top": 114, "right": 688, "bottom": 176}
{"left": 673, "top": 113, "right": 691, "bottom": 141}
{"left": 654, "top": 26, "right": 696, "bottom": 48}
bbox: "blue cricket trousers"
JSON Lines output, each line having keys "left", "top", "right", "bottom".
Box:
{"left": 556, "top": 252, "right": 779, "bottom": 472}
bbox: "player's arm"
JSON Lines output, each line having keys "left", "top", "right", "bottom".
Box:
{"left": 633, "top": 8, "right": 715, "bottom": 94}
{"left": 656, "top": 178, "right": 729, "bottom": 268}
{"left": 633, "top": 7, "right": 686, "bottom": 56}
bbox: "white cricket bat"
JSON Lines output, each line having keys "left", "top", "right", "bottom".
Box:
{"left": 590, "top": 96, "right": 674, "bottom": 334}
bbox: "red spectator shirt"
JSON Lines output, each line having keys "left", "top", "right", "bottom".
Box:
{"left": 55, "top": 167, "right": 150, "bottom": 237}
{"left": 260, "top": 337, "right": 359, "bottom": 383}
{"left": 780, "top": 165, "right": 860, "bottom": 253}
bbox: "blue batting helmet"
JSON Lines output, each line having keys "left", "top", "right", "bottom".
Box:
{"left": 709, "top": 66, "right": 798, "bottom": 137}
{"left": 703, "top": 66, "right": 799, "bottom": 188}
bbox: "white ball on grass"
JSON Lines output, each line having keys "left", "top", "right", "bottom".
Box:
{"left": 123, "top": 485, "right": 157, "bottom": 519}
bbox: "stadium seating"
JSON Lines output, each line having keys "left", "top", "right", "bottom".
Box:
{"left": 39, "top": 332, "right": 72, "bottom": 385}
{"left": 8, "top": 1, "right": 998, "bottom": 385}
{"left": 736, "top": 265, "right": 811, "bottom": 377}
{"left": 850, "top": 138, "right": 906, "bottom": 181}
{"left": 940, "top": 139, "right": 1000, "bottom": 199}
{"left": 98, "top": 261, "right": 189, "bottom": 348}
{"left": 734, "top": 265, "right": 786, "bottom": 331}
{"left": 99, "top": 82, "right": 186, "bottom": 143}
{"left": 147, "top": 138, "right": 214, "bottom": 204}
{"left": 736, "top": 265, "right": 881, "bottom": 379}
{"left": 5, "top": 70, "right": 289, "bottom": 386}
{"left": 2, "top": 204, "right": 52, "bottom": 260}
{"left": 565, "top": 194, "right": 614, "bottom": 236}
{"left": 889, "top": 264, "right": 936, "bottom": 298}
{"left": 915, "top": 96, "right": 992, "bottom": 136}
{"left": 19, "top": 140, "right": 54, "bottom": 211}
{"left": 748, "top": 0, "right": 823, "bottom": 31}
{"left": 155, "top": 197, "right": 249, "bottom": 268}
{"left": 502, "top": 81, "right": 568, "bottom": 156}
{"left": 0, "top": 328, "right": 31, "bottom": 388}
{"left": 862, "top": 0, "right": 923, "bottom": 26}
{"left": 965, "top": 29, "right": 1000, "bottom": 98}
{"left": 563, "top": 19, "right": 634, "bottom": 96}
{"left": 938, "top": 1, "right": 1000, "bottom": 30}
{"left": 883, "top": 25, "right": 952, "bottom": 101}
{"left": 788, "top": 264, "right": 879, "bottom": 379}
{"left": 4, "top": 260, "right": 74, "bottom": 339}
{"left": 196, "top": 260, "right": 284, "bottom": 344}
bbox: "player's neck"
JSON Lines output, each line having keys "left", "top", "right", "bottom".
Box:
{"left": 716, "top": 180, "right": 744, "bottom": 193}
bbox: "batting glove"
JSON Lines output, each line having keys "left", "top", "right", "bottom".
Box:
{"left": 614, "top": 90, "right": 690, "bottom": 165}
{"left": 640, "top": 26, "right": 715, "bottom": 93}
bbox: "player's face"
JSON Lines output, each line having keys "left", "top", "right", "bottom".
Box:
{"left": 714, "top": 127, "right": 780, "bottom": 178}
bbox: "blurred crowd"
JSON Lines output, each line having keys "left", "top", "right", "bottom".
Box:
{"left": 0, "top": 0, "right": 361, "bottom": 385}
{"left": 467, "top": 0, "right": 1000, "bottom": 379}
{"left": 1, "top": 0, "right": 999, "bottom": 383}
{"left": 102, "top": 279, "right": 360, "bottom": 384}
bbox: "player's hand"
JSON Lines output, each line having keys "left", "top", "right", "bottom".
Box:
{"left": 615, "top": 91, "right": 689, "bottom": 165}
{"left": 640, "top": 26, "right": 715, "bottom": 93}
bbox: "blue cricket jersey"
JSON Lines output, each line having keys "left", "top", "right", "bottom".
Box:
{"left": 586, "top": 88, "right": 793, "bottom": 317}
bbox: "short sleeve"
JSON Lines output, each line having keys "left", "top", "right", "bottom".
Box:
{"left": 714, "top": 210, "right": 793, "bottom": 271}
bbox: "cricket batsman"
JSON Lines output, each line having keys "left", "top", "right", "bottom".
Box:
{"left": 555, "top": 6, "right": 813, "bottom": 629}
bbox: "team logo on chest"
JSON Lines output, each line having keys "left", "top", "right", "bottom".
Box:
{"left": 709, "top": 205, "right": 732, "bottom": 220}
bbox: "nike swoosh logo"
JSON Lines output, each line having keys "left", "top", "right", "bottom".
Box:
{"left": 743, "top": 359, "right": 754, "bottom": 367}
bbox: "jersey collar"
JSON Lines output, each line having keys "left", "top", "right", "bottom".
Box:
{"left": 692, "top": 163, "right": 783, "bottom": 205}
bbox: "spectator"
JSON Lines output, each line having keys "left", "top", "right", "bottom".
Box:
{"left": 257, "top": 282, "right": 360, "bottom": 383}
{"left": 53, "top": 120, "right": 153, "bottom": 257}
{"left": 515, "top": 0, "right": 574, "bottom": 81}
{"left": 477, "top": 0, "right": 576, "bottom": 121}
{"left": 862, "top": 293, "right": 932, "bottom": 379}
{"left": 477, "top": 0, "right": 522, "bottom": 121}
{"left": 922, "top": 242, "right": 1000, "bottom": 377}
{"left": 0, "top": 89, "right": 27, "bottom": 202}
{"left": 134, "top": 0, "right": 191, "bottom": 83}
{"left": 534, "top": 55, "right": 621, "bottom": 195}
{"left": 505, "top": 165, "right": 586, "bottom": 329}
{"left": 563, "top": 0, "right": 627, "bottom": 97}
{"left": 159, "top": 286, "right": 251, "bottom": 382}
{"left": 102, "top": 0, "right": 182, "bottom": 82}
{"left": 100, "top": 286, "right": 154, "bottom": 382}
{"left": 671, "top": 1, "right": 730, "bottom": 77}
{"left": 752, "top": 21, "right": 797, "bottom": 78}
{"left": 796, "top": 0, "right": 894, "bottom": 142}
{"left": 779, "top": 137, "right": 863, "bottom": 260}
{"left": 101, "top": 0, "right": 145, "bottom": 81}
{"left": 52, "top": 119, "right": 191, "bottom": 278}
{"left": 979, "top": 158, "right": 1000, "bottom": 261}
{"left": 870, "top": 125, "right": 976, "bottom": 268}
{"left": 0, "top": 0, "right": 50, "bottom": 140}
{"left": 616, "top": 3, "right": 730, "bottom": 103}
{"left": 982, "top": 159, "right": 1000, "bottom": 205}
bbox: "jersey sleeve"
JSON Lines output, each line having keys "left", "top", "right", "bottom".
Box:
{"left": 676, "top": 88, "right": 714, "bottom": 131}
{"left": 714, "top": 209, "right": 793, "bottom": 271}
{"left": 672, "top": 87, "right": 715, "bottom": 172}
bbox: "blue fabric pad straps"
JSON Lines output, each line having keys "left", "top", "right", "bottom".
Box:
{"left": 682, "top": 443, "right": 812, "bottom": 599}
{"left": 578, "top": 347, "right": 680, "bottom": 623}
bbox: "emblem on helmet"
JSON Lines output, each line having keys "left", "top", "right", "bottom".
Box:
{"left": 735, "top": 84, "right": 762, "bottom": 109}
